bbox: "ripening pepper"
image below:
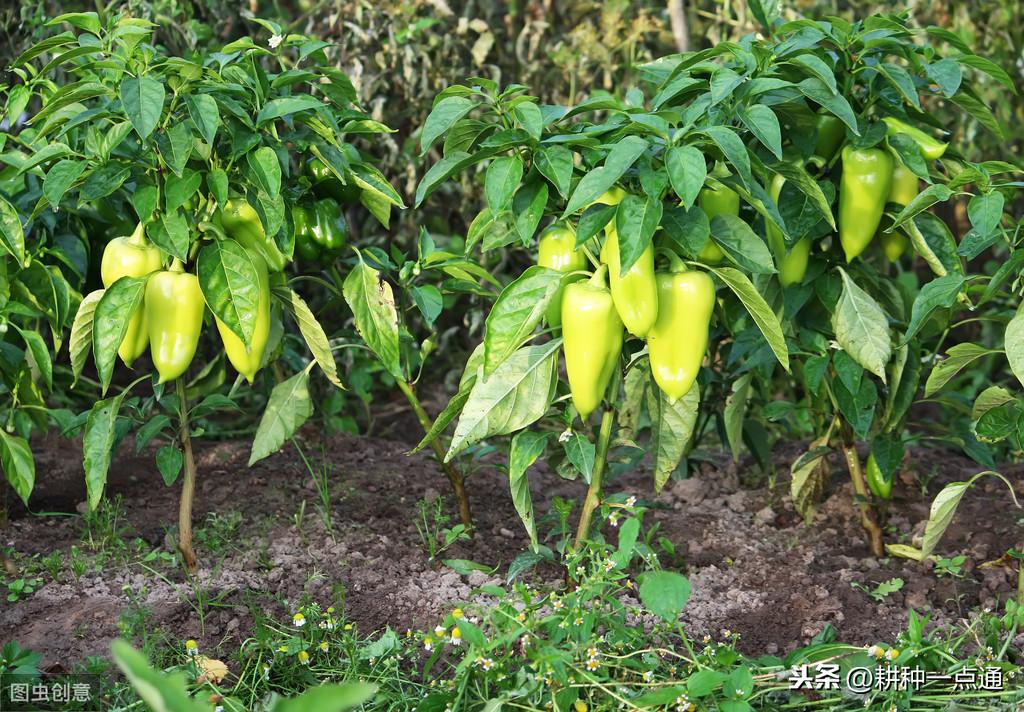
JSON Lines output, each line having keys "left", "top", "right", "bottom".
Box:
{"left": 697, "top": 183, "right": 740, "bottom": 264}
{"left": 218, "top": 199, "right": 288, "bottom": 272}
{"left": 561, "top": 265, "right": 624, "bottom": 421}
{"left": 879, "top": 159, "right": 919, "bottom": 262}
{"left": 145, "top": 261, "right": 206, "bottom": 383}
{"left": 865, "top": 452, "right": 893, "bottom": 500}
{"left": 839, "top": 146, "right": 894, "bottom": 262}
{"left": 647, "top": 258, "right": 715, "bottom": 403}
{"left": 307, "top": 157, "right": 361, "bottom": 204}
{"left": 595, "top": 189, "right": 658, "bottom": 338}
{"left": 882, "top": 117, "right": 948, "bottom": 161}
{"left": 100, "top": 222, "right": 163, "bottom": 367}
{"left": 765, "top": 173, "right": 811, "bottom": 287}
{"left": 537, "top": 223, "right": 587, "bottom": 329}
{"left": 215, "top": 249, "right": 271, "bottom": 383}
{"left": 814, "top": 113, "right": 845, "bottom": 162}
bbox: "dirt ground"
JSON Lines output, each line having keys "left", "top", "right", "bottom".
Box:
{"left": 2, "top": 415, "right": 1023, "bottom": 667}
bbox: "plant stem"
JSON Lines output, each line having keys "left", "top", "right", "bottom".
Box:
{"left": 1018, "top": 552, "right": 1023, "bottom": 607}
{"left": 573, "top": 409, "right": 615, "bottom": 549}
{"left": 176, "top": 378, "right": 199, "bottom": 572}
{"left": 841, "top": 434, "right": 885, "bottom": 557}
{"left": 396, "top": 379, "right": 474, "bottom": 535}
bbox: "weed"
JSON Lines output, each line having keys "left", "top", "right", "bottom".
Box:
{"left": 413, "top": 496, "right": 469, "bottom": 561}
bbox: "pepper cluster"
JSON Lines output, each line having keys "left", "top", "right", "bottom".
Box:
{"left": 293, "top": 158, "right": 354, "bottom": 264}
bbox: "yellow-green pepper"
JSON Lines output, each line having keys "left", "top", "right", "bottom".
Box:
{"left": 597, "top": 189, "right": 658, "bottom": 338}
{"left": 698, "top": 183, "right": 740, "bottom": 264}
{"left": 145, "top": 261, "right": 206, "bottom": 383}
{"left": 839, "top": 146, "right": 894, "bottom": 262}
{"left": 537, "top": 223, "right": 587, "bottom": 329}
{"left": 764, "top": 173, "right": 812, "bottom": 287}
{"left": 880, "top": 159, "right": 919, "bottom": 262}
{"left": 215, "top": 249, "right": 271, "bottom": 383}
{"left": 883, "top": 117, "right": 948, "bottom": 161}
{"left": 100, "top": 222, "right": 163, "bottom": 367}
{"left": 217, "top": 198, "right": 288, "bottom": 272}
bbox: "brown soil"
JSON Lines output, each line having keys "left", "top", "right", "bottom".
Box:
{"left": 2, "top": 424, "right": 1022, "bottom": 667}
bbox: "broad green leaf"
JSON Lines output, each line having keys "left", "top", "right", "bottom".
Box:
{"left": 891, "top": 184, "right": 954, "bottom": 231}
{"left": 247, "top": 146, "right": 282, "bottom": 199}
{"left": 119, "top": 75, "right": 165, "bottom": 140}
{"left": 535, "top": 145, "right": 573, "bottom": 198}
{"left": 665, "top": 145, "right": 706, "bottom": 209}
{"left": 93, "top": 277, "right": 146, "bottom": 393}
{"left": 197, "top": 239, "right": 260, "bottom": 346}
{"left": 256, "top": 95, "right": 323, "bottom": 125}
{"left": 185, "top": 94, "right": 220, "bottom": 145}
{"left": 15, "top": 326, "right": 52, "bottom": 391}
{"left": 80, "top": 163, "right": 130, "bottom": 201}
{"left": 69, "top": 289, "right": 103, "bottom": 387}
{"left": 563, "top": 136, "right": 648, "bottom": 215}
{"left": 249, "top": 370, "right": 314, "bottom": 465}
{"left": 708, "top": 267, "right": 789, "bottom": 371}
{"left": 724, "top": 373, "right": 752, "bottom": 462}
{"left": 0, "top": 431, "right": 35, "bottom": 506}
{"left": 83, "top": 381, "right": 141, "bottom": 510}
{"left": 833, "top": 269, "right": 891, "bottom": 382}
{"left": 484, "top": 155, "right": 523, "bottom": 212}
{"left": 273, "top": 287, "right": 342, "bottom": 388}
{"left": 638, "top": 571, "right": 691, "bottom": 624}
{"left": 709, "top": 214, "right": 774, "bottom": 273}
{"left": 446, "top": 341, "right": 561, "bottom": 461}
{"left": 420, "top": 96, "right": 477, "bottom": 154}
{"left": 111, "top": 640, "right": 208, "bottom": 712}
{"left": 920, "top": 472, "right": 1019, "bottom": 559}
{"left": 155, "top": 444, "right": 183, "bottom": 486}
{"left": 484, "top": 266, "right": 561, "bottom": 376}
{"left": 903, "top": 274, "right": 964, "bottom": 344}
{"left": 1005, "top": 305, "right": 1024, "bottom": 391}
{"left": 164, "top": 170, "right": 202, "bottom": 214}
{"left": 798, "top": 77, "right": 859, "bottom": 134}
{"left": 0, "top": 196, "right": 26, "bottom": 264}
{"left": 647, "top": 382, "right": 699, "bottom": 491}
{"left": 343, "top": 255, "right": 402, "bottom": 379}
{"left": 275, "top": 684, "right": 378, "bottom": 712}
{"left": 43, "top": 159, "right": 87, "bottom": 207}
{"left": 147, "top": 210, "right": 190, "bottom": 263}
{"left": 615, "top": 194, "right": 663, "bottom": 274}
{"left": 508, "top": 430, "right": 548, "bottom": 551}
{"left": 737, "top": 104, "right": 783, "bottom": 159}
{"left": 700, "top": 126, "right": 753, "bottom": 188}
{"left": 155, "top": 121, "right": 192, "bottom": 176}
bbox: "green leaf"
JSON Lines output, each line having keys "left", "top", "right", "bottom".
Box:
{"left": 903, "top": 274, "right": 964, "bottom": 344}
{"left": 957, "top": 54, "right": 1017, "bottom": 94}
{"left": 83, "top": 382, "right": 140, "bottom": 510}
{"left": 700, "top": 126, "right": 753, "bottom": 188}
{"left": 69, "top": 289, "right": 103, "bottom": 387}
{"left": 1005, "top": 305, "right": 1024, "bottom": 391}
{"left": 249, "top": 370, "right": 314, "bottom": 465}
{"left": 256, "top": 95, "right": 324, "bottom": 125}
{"left": 638, "top": 570, "right": 691, "bottom": 624}
{"left": 724, "top": 372, "right": 752, "bottom": 462}
{"left": 563, "top": 431, "right": 596, "bottom": 483}
{"left": 208, "top": 169, "right": 228, "bottom": 207}
{"left": 420, "top": 96, "right": 477, "bottom": 154}
{"left": 665, "top": 145, "right": 706, "bottom": 209}
{"left": 647, "top": 382, "right": 699, "bottom": 491}
{"left": 47, "top": 11, "right": 102, "bottom": 34}
{"left": 15, "top": 326, "right": 52, "bottom": 391}
{"left": 185, "top": 94, "right": 220, "bottom": 145}
{"left": 832, "top": 269, "right": 891, "bottom": 382}
{"left": 146, "top": 211, "right": 190, "bottom": 263}
{"left": 615, "top": 194, "right": 662, "bottom": 274}
{"left": 708, "top": 267, "right": 789, "bottom": 372}
{"left": 787, "top": 54, "right": 837, "bottom": 93}
{"left": 274, "top": 684, "right": 378, "bottom": 712}
{"left": 0, "top": 196, "right": 26, "bottom": 264}
{"left": 508, "top": 430, "right": 548, "bottom": 551}
{"left": 535, "top": 145, "right": 573, "bottom": 199}
{"left": 93, "top": 276, "right": 146, "bottom": 393}
{"left": 43, "top": 159, "right": 87, "bottom": 207}
{"left": 737, "top": 104, "right": 782, "bottom": 159}
{"left": 563, "top": 136, "right": 648, "bottom": 215}
{"left": 247, "top": 146, "right": 282, "bottom": 199}
{"left": 925, "top": 58, "right": 962, "bottom": 98}
{"left": 155, "top": 122, "right": 193, "bottom": 176}
{"left": 484, "top": 155, "right": 523, "bottom": 213}
{"left": 164, "top": 170, "right": 202, "bottom": 214}
{"left": 891, "top": 184, "right": 954, "bottom": 231}
{"left": 919, "top": 472, "right": 1018, "bottom": 559}
{"left": 111, "top": 640, "right": 208, "bottom": 712}
{"left": 155, "top": 445, "right": 183, "bottom": 486}
{"left": 513, "top": 101, "right": 543, "bottom": 139}
{"left": 0, "top": 431, "right": 35, "bottom": 506}
{"left": 119, "top": 75, "right": 165, "bottom": 140}
{"left": 484, "top": 266, "right": 561, "bottom": 376}
{"left": 273, "top": 287, "right": 342, "bottom": 389}
{"left": 513, "top": 179, "right": 548, "bottom": 244}
{"left": 197, "top": 239, "right": 261, "bottom": 346}
{"left": 445, "top": 341, "right": 561, "bottom": 461}
{"left": 709, "top": 214, "right": 774, "bottom": 273}
{"left": 950, "top": 91, "right": 1003, "bottom": 139}
{"left": 343, "top": 255, "right": 402, "bottom": 379}
{"left": 80, "top": 163, "right": 130, "bottom": 202}
{"left": 878, "top": 63, "right": 922, "bottom": 110}
{"left": 798, "top": 78, "right": 859, "bottom": 134}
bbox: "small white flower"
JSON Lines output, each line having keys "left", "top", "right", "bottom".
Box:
{"left": 268, "top": 34, "right": 283, "bottom": 49}
{"left": 292, "top": 613, "right": 306, "bottom": 627}
{"left": 434, "top": 625, "right": 447, "bottom": 637}
{"left": 604, "top": 559, "right": 616, "bottom": 572}
{"left": 625, "top": 495, "right": 637, "bottom": 507}
{"left": 643, "top": 670, "right": 654, "bottom": 682}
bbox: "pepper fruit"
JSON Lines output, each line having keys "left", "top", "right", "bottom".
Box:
{"left": 599, "top": 193, "right": 659, "bottom": 337}
{"left": 145, "top": 261, "right": 206, "bottom": 383}
{"left": 814, "top": 112, "right": 845, "bottom": 162}
{"left": 537, "top": 223, "right": 587, "bottom": 329}
{"left": 100, "top": 222, "right": 163, "bottom": 367}
{"left": 865, "top": 452, "right": 893, "bottom": 500}
{"left": 839, "top": 146, "right": 893, "bottom": 262}
{"left": 307, "top": 158, "right": 361, "bottom": 204}
{"left": 293, "top": 203, "right": 322, "bottom": 262}
{"left": 765, "top": 173, "right": 811, "bottom": 287}
{"left": 215, "top": 249, "right": 270, "bottom": 383}
{"left": 217, "top": 199, "right": 288, "bottom": 272}
{"left": 561, "top": 265, "right": 624, "bottom": 421}
{"left": 311, "top": 198, "right": 348, "bottom": 252}
{"left": 647, "top": 257, "right": 715, "bottom": 403}
{"left": 882, "top": 117, "right": 947, "bottom": 161}
{"left": 697, "top": 183, "right": 740, "bottom": 264}
{"left": 879, "top": 159, "right": 919, "bottom": 262}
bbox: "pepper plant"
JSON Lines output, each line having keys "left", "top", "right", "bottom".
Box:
{"left": 2, "top": 12, "right": 404, "bottom": 570}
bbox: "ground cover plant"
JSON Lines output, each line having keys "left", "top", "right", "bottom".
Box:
{"left": 1, "top": 1, "right": 1024, "bottom": 710}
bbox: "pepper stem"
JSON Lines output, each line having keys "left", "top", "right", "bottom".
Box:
{"left": 573, "top": 408, "right": 615, "bottom": 549}
{"left": 588, "top": 264, "right": 609, "bottom": 287}
{"left": 127, "top": 222, "right": 147, "bottom": 246}
{"left": 663, "top": 250, "right": 687, "bottom": 273}
{"left": 841, "top": 428, "right": 885, "bottom": 557}
{"left": 169, "top": 259, "right": 185, "bottom": 273}
{"left": 396, "top": 378, "right": 475, "bottom": 536}
{"left": 175, "top": 377, "right": 199, "bottom": 572}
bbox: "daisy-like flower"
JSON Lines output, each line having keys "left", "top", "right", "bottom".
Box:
{"left": 624, "top": 579, "right": 634, "bottom": 589}
{"left": 886, "top": 648, "right": 900, "bottom": 661}
{"left": 867, "top": 645, "right": 881, "bottom": 658}
{"left": 609, "top": 513, "right": 620, "bottom": 527}
{"left": 292, "top": 612, "right": 306, "bottom": 628}
{"left": 406, "top": 629, "right": 412, "bottom": 638}
{"left": 297, "top": 650, "right": 310, "bottom": 665}
{"left": 478, "top": 657, "right": 495, "bottom": 671}
{"left": 268, "top": 34, "right": 283, "bottom": 49}
{"left": 574, "top": 616, "right": 584, "bottom": 626}
{"left": 469, "top": 616, "right": 480, "bottom": 625}
{"left": 625, "top": 495, "right": 637, "bottom": 507}
{"left": 702, "top": 634, "right": 712, "bottom": 644}
{"left": 185, "top": 640, "right": 198, "bottom": 656}
{"left": 450, "top": 628, "right": 462, "bottom": 646}
{"left": 423, "top": 637, "right": 434, "bottom": 652}
{"left": 435, "top": 625, "right": 447, "bottom": 637}
{"left": 262, "top": 662, "right": 272, "bottom": 679}
{"left": 643, "top": 670, "right": 654, "bottom": 682}
{"left": 585, "top": 658, "right": 600, "bottom": 672}
{"left": 587, "top": 646, "right": 599, "bottom": 659}
{"left": 603, "top": 559, "right": 616, "bottom": 572}
{"left": 343, "top": 623, "right": 353, "bottom": 631}
{"left": 452, "top": 608, "right": 464, "bottom": 619}
{"left": 319, "top": 642, "right": 329, "bottom": 652}
{"left": 517, "top": 612, "right": 527, "bottom": 622}
{"left": 319, "top": 617, "right": 336, "bottom": 631}
{"left": 552, "top": 599, "right": 565, "bottom": 611}
{"left": 576, "top": 565, "right": 586, "bottom": 576}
